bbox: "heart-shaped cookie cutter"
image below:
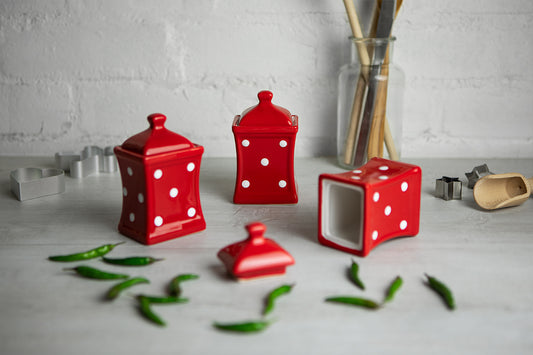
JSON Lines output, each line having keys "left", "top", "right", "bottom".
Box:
{"left": 55, "top": 146, "right": 117, "bottom": 178}
{"left": 10, "top": 168, "right": 65, "bottom": 201}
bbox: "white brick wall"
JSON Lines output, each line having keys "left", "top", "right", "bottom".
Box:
{"left": 1, "top": 0, "right": 532, "bottom": 158}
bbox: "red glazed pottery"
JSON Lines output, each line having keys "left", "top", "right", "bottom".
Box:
{"left": 114, "top": 113, "right": 206, "bottom": 245}
{"left": 318, "top": 157, "right": 421, "bottom": 256}
{"left": 232, "top": 91, "right": 298, "bottom": 204}
{"left": 217, "top": 222, "right": 295, "bottom": 280}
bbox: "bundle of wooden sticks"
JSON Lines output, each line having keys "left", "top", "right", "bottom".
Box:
{"left": 342, "top": 0, "right": 403, "bottom": 167}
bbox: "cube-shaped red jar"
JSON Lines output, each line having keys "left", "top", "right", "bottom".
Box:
{"left": 114, "top": 113, "right": 206, "bottom": 245}
{"left": 232, "top": 91, "right": 298, "bottom": 204}
{"left": 318, "top": 158, "right": 421, "bottom": 256}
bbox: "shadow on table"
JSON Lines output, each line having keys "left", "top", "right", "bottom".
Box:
{"left": 73, "top": 203, "right": 122, "bottom": 231}
{"left": 424, "top": 185, "right": 488, "bottom": 211}
{"left": 208, "top": 263, "right": 233, "bottom": 282}
{"left": 200, "top": 172, "right": 234, "bottom": 204}
{"left": 278, "top": 204, "right": 319, "bottom": 245}
{"left": 1, "top": 182, "right": 14, "bottom": 200}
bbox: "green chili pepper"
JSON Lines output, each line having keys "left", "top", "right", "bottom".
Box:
{"left": 349, "top": 259, "right": 365, "bottom": 290}
{"left": 64, "top": 265, "right": 129, "bottom": 280}
{"left": 136, "top": 294, "right": 189, "bottom": 304}
{"left": 425, "top": 273, "right": 455, "bottom": 310}
{"left": 137, "top": 295, "right": 166, "bottom": 326}
{"left": 106, "top": 277, "right": 150, "bottom": 300}
{"left": 168, "top": 274, "right": 199, "bottom": 297}
{"left": 325, "top": 296, "right": 380, "bottom": 309}
{"left": 263, "top": 284, "right": 294, "bottom": 316}
{"left": 384, "top": 276, "right": 403, "bottom": 303}
{"left": 213, "top": 319, "right": 273, "bottom": 333}
{"left": 101, "top": 256, "right": 164, "bottom": 266}
{"left": 49, "top": 242, "right": 125, "bottom": 262}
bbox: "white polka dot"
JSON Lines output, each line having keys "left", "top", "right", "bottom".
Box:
{"left": 242, "top": 180, "right": 250, "bottom": 188}
{"left": 279, "top": 180, "right": 287, "bottom": 188}
{"left": 138, "top": 193, "right": 144, "bottom": 203}
{"left": 187, "top": 162, "right": 195, "bottom": 172}
{"left": 242, "top": 139, "right": 250, "bottom": 147}
{"left": 379, "top": 165, "right": 389, "bottom": 171}
{"left": 169, "top": 188, "right": 178, "bottom": 198}
{"left": 129, "top": 213, "right": 135, "bottom": 222}
{"left": 352, "top": 169, "right": 362, "bottom": 174}
{"left": 384, "top": 205, "right": 392, "bottom": 216}
{"left": 154, "top": 216, "right": 163, "bottom": 227}
{"left": 401, "top": 182, "right": 408, "bottom": 192}
{"left": 187, "top": 207, "right": 196, "bottom": 217}
{"left": 261, "top": 158, "right": 269, "bottom": 166}
{"left": 123, "top": 187, "right": 128, "bottom": 196}
{"left": 372, "top": 231, "right": 378, "bottom": 240}
{"left": 127, "top": 167, "right": 133, "bottom": 176}
{"left": 351, "top": 176, "right": 361, "bottom": 180}
{"left": 154, "top": 169, "right": 163, "bottom": 179}
{"left": 378, "top": 175, "right": 388, "bottom": 180}
{"left": 279, "top": 140, "right": 287, "bottom": 148}
{"left": 400, "top": 220, "right": 408, "bottom": 230}
{"left": 373, "top": 192, "right": 380, "bottom": 202}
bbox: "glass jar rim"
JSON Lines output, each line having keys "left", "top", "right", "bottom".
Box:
{"left": 350, "top": 36, "right": 396, "bottom": 44}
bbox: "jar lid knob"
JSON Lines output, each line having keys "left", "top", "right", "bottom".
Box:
{"left": 246, "top": 222, "right": 266, "bottom": 245}
{"left": 147, "top": 113, "right": 167, "bottom": 130}
{"left": 257, "top": 90, "right": 273, "bottom": 104}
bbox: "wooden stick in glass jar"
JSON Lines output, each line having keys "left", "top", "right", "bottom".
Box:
{"left": 342, "top": 0, "right": 370, "bottom": 166}
{"left": 342, "top": 0, "right": 399, "bottom": 164}
{"left": 367, "top": 0, "right": 402, "bottom": 160}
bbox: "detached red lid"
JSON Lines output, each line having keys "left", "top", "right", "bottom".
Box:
{"left": 238, "top": 91, "right": 294, "bottom": 127}
{"left": 217, "top": 222, "right": 295, "bottom": 280}
{"left": 120, "top": 113, "right": 194, "bottom": 156}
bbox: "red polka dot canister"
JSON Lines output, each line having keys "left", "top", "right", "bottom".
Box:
{"left": 318, "top": 157, "right": 421, "bottom": 256}
{"left": 232, "top": 91, "right": 299, "bottom": 204}
{"left": 114, "top": 113, "right": 206, "bottom": 245}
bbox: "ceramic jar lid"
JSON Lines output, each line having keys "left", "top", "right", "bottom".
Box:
{"left": 217, "top": 222, "right": 295, "bottom": 280}
{"left": 237, "top": 91, "right": 294, "bottom": 127}
{"left": 120, "top": 113, "right": 195, "bottom": 156}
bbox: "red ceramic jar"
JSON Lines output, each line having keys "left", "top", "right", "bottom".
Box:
{"left": 114, "top": 113, "right": 206, "bottom": 245}
{"left": 232, "top": 91, "right": 298, "bottom": 204}
{"left": 318, "top": 158, "right": 421, "bottom": 256}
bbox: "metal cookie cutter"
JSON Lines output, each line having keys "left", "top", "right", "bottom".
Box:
{"left": 10, "top": 168, "right": 65, "bottom": 201}
{"left": 465, "top": 164, "right": 493, "bottom": 189}
{"left": 435, "top": 176, "right": 462, "bottom": 200}
{"left": 55, "top": 146, "right": 117, "bottom": 178}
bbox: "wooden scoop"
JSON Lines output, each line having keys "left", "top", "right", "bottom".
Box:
{"left": 473, "top": 173, "right": 533, "bottom": 210}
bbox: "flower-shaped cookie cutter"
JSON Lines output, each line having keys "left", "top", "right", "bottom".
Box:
{"left": 10, "top": 168, "right": 65, "bottom": 201}
{"left": 55, "top": 146, "right": 117, "bottom": 178}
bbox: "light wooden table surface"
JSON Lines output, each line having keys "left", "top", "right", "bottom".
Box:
{"left": 1, "top": 156, "right": 532, "bottom": 355}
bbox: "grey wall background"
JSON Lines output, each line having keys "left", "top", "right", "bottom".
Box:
{"left": 1, "top": 0, "right": 532, "bottom": 158}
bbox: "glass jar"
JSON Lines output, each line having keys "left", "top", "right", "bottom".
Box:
{"left": 337, "top": 37, "right": 405, "bottom": 169}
